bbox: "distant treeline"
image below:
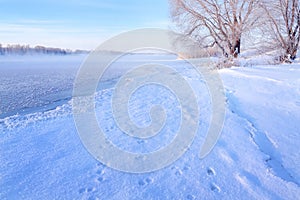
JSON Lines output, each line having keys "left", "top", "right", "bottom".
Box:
{"left": 0, "top": 44, "right": 89, "bottom": 55}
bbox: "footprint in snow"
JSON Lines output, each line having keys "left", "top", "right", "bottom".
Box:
{"left": 78, "top": 187, "right": 95, "bottom": 194}
{"left": 171, "top": 166, "right": 184, "bottom": 176}
{"left": 206, "top": 167, "right": 221, "bottom": 193}
{"left": 207, "top": 167, "right": 216, "bottom": 176}
{"left": 183, "top": 164, "right": 191, "bottom": 171}
{"left": 175, "top": 169, "right": 183, "bottom": 176}
{"left": 210, "top": 183, "right": 221, "bottom": 193}
{"left": 95, "top": 168, "right": 106, "bottom": 183}
{"left": 96, "top": 176, "right": 105, "bottom": 183}
{"left": 96, "top": 169, "right": 104, "bottom": 175}
{"left": 186, "top": 194, "right": 196, "bottom": 200}
{"left": 78, "top": 188, "right": 85, "bottom": 194}
{"left": 138, "top": 177, "right": 153, "bottom": 186}
{"left": 87, "top": 187, "right": 94, "bottom": 192}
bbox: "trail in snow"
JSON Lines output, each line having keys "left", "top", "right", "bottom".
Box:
{"left": 226, "top": 89, "right": 299, "bottom": 186}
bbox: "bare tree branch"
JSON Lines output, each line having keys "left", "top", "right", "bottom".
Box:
{"left": 262, "top": 0, "right": 300, "bottom": 62}
{"left": 170, "top": 0, "right": 260, "bottom": 58}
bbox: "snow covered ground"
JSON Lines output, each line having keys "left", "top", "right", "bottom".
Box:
{"left": 0, "top": 54, "right": 299, "bottom": 199}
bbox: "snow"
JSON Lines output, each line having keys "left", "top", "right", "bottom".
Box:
{"left": 0, "top": 54, "right": 300, "bottom": 199}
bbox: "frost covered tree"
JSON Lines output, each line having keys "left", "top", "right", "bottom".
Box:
{"left": 261, "top": 0, "right": 300, "bottom": 62}
{"left": 0, "top": 44, "right": 75, "bottom": 55}
{"left": 0, "top": 44, "right": 3, "bottom": 55}
{"left": 170, "top": 0, "right": 261, "bottom": 58}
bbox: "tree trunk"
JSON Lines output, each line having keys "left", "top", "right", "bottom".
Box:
{"left": 230, "top": 38, "right": 241, "bottom": 58}
{"left": 234, "top": 38, "right": 241, "bottom": 58}
{"left": 290, "top": 48, "right": 297, "bottom": 60}
{"left": 284, "top": 43, "right": 298, "bottom": 61}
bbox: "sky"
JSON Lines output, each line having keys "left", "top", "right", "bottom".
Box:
{"left": 0, "top": 0, "right": 170, "bottom": 50}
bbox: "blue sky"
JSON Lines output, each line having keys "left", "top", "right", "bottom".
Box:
{"left": 0, "top": 0, "right": 170, "bottom": 50}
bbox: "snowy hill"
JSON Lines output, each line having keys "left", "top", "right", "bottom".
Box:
{"left": 0, "top": 54, "right": 299, "bottom": 199}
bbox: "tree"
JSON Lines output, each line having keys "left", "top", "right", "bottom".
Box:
{"left": 261, "top": 0, "right": 300, "bottom": 62}
{"left": 0, "top": 44, "right": 3, "bottom": 55}
{"left": 0, "top": 44, "right": 75, "bottom": 55}
{"left": 170, "top": 0, "right": 261, "bottom": 58}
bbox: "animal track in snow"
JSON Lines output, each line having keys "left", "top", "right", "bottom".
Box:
{"left": 138, "top": 177, "right": 153, "bottom": 186}
{"left": 186, "top": 194, "right": 196, "bottom": 200}
{"left": 183, "top": 164, "right": 191, "bottom": 171}
{"left": 175, "top": 169, "right": 183, "bottom": 176}
{"left": 78, "top": 188, "right": 85, "bottom": 194}
{"left": 96, "top": 169, "right": 104, "bottom": 175}
{"left": 78, "top": 187, "right": 95, "bottom": 194}
{"left": 94, "top": 166, "right": 106, "bottom": 183}
{"left": 207, "top": 167, "right": 216, "bottom": 176}
{"left": 96, "top": 176, "right": 105, "bottom": 183}
{"left": 205, "top": 167, "right": 221, "bottom": 193}
{"left": 210, "top": 183, "right": 221, "bottom": 193}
